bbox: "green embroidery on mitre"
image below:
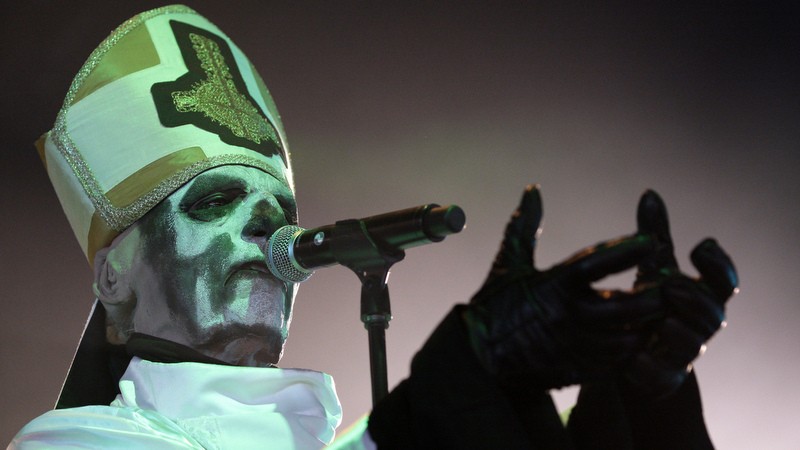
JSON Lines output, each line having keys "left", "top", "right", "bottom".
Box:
{"left": 171, "top": 32, "right": 280, "bottom": 147}
{"left": 152, "top": 20, "right": 288, "bottom": 167}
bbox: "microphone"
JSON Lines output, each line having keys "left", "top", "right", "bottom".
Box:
{"left": 265, "top": 204, "right": 466, "bottom": 283}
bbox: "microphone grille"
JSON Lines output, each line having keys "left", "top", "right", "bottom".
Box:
{"left": 266, "top": 225, "right": 313, "bottom": 283}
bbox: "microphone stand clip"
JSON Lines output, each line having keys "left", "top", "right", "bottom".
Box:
{"left": 328, "top": 218, "right": 405, "bottom": 406}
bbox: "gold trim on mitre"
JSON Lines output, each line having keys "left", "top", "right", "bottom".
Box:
{"left": 105, "top": 146, "right": 206, "bottom": 208}
{"left": 71, "top": 22, "right": 161, "bottom": 106}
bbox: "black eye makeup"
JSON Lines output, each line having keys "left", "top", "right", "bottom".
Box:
{"left": 183, "top": 188, "right": 246, "bottom": 221}
{"left": 275, "top": 195, "right": 298, "bottom": 225}
{"left": 177, "top": 169, "right": 298, "bottom": 224}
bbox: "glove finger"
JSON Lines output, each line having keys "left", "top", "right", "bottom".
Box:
{"left": 577, "top": 330, "right": 644, "bottom": 363}
{"left": 573, "top": 288, "right": 664, "bottom": 330}
{"left": 664, "top": 276, "right": 725, "bottom": 338}
{"left": 624, "top": 352, "right": 688, "bottom": 398}
{"left": 635, "top": 190, "right": 680, "bottom": 286}
{"left": 649, "top": 317, "right": 707, "bottom": 369}
{"left": 559, "top": 234, "right": 654, "bottom": 285}
{"left": 489, "top": 185, "right": 543, "bottom": 277}
{"left": 690, "top": 238, "right": 739, "bottom": 304}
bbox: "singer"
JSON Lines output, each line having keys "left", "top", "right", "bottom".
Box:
{"left": 10, "top": 5, "right": 737, "bottom": 450}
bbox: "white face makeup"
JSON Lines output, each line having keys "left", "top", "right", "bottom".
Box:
{"left": 117, "top": 165, "right": 297, "bottom": 367}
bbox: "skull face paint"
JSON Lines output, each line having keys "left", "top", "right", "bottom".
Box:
{"left": 124, "top": 165, "right": 297, "bottom": 367}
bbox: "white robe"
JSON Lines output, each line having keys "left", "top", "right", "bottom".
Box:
{"left": 9, "top": 357, "right": 373, "bottom": 449}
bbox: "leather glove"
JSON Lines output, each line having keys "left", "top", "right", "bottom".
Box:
{"left": 464, "top": 185, "right": 662, "bottom": 390}
{"left": 624, "top": 190, "right": 739, "bottom": 397}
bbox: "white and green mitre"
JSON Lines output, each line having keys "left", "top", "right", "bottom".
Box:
{"left": 37, "top": 4, "right": 294, "bottom": 264}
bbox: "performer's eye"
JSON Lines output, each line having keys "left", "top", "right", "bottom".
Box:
{"left": 184, "top": 189, "right": 245, "bottom": 221}
{"left": 195, "top": 193, "right": 232, "bottom": 209}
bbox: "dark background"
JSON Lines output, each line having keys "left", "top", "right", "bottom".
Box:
{"left": 2, "top": 2, "right": 798, "bottom": 447}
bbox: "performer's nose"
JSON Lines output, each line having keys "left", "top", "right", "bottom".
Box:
{"left": 242, "top": 196, "right": 285, "bottom": 246}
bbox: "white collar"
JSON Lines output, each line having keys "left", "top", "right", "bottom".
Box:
{"left": 112, "top": 357, "right": 342, "bottom": 449}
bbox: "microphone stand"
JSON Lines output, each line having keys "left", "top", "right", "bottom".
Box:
{"left": 328, "top": 219, "right": 405, "bottom": 406}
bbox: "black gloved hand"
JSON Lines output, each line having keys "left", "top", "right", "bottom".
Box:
{"left": 464, "top": 185, "right": 662, "bottom": 390}
{"left": 623, "top": 190, "right": 739, "bottom": 397}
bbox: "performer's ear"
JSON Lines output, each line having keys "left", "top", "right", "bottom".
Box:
{"left": 93, "top": 246, "right": 136, "bottom": 345}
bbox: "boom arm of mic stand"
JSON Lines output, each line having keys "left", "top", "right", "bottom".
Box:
{"left": 328, "top": 219, "right": 405, "bottom": 406}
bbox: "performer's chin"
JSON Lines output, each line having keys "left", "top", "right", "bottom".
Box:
{"left": 199, "top": 325, "right": 285, "bottom": 367}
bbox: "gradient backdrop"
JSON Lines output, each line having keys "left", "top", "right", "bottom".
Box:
{"left": 2, "top": 2, "right": 798, "bottom": 448}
